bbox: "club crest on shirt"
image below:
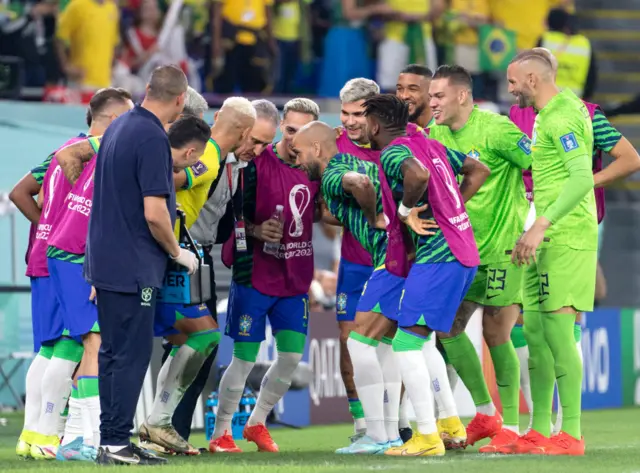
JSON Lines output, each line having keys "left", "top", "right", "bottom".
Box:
{"left": 560, "top": 132, "right": 579, "bottom": 152}
{"left": 239, "top": 315, "right": 252, "bottom": 336}
{"left": 190, "top": 161, "right": 208, "bottom": 177}
{"left": 467, "top": 149, "right": 480, "bottom": 161}
{"left": 336, "top": 293, "right": 347, "bottom": 313}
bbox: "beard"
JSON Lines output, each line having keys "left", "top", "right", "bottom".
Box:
{"left": 408, "top": 103, "right": 426, "bottom": 123}
{"left": 307, "top": 161, "right": 323, "bottom": 181}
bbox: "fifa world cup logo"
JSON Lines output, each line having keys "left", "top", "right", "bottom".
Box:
{"left": 288, "top": 184, "right": 311, "bottom": 237}
{"left": 44, "top": 165, "right": 62, "bottom": 219}
{"left": 433, "top": 158, "right": 461, "bottom": 210}
{"left": 83, "top": 172, "right": 94, "bottom": 192}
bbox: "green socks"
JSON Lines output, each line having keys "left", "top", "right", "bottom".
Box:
{"left": 523, "top": 310, "right": 555, "bottom": 437}
{"left": 349, "top": 398, "right": 365, "bottom": 421}
{"left": 542, "top": 313, "right": 582, "bottom": 440}
{"left": 441, "top": 332, "right": 492, "bottom": 407}
{"left": 489, "top": 342, "right": 520, "bottom": 427}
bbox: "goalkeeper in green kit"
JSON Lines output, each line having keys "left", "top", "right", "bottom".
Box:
{"left": 505, "top": 49, "right": 595, "bottom": 456}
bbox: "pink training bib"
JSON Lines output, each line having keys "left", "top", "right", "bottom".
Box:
{"left": 26, "top": 136, "right": 86, "bottom": 277}
{"left": 48, "top": 155, "right": 96, "bottom": 255}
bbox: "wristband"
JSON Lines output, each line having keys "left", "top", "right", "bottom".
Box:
{"left": 398, "top": 203, "right": 412, "bottom": 218}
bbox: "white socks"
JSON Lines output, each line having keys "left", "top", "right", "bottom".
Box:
{"left": 153, "top": 350, "right": 174, "bottom": 406}
{"left": 516, "top": 345, "right": 533, "bottom": 431}
{"left": 446, "top": 364, "right": 459, "bottom": 393}
{"left": 37, "top": 356, "right": 77, "bottom": 436}
{"left": 249, "top": 351, "right": 302, "bottom": 426}
{"left": 61, "top": 390, "right": 84, "bottom": 446}
{"left": 147, "top": 344, "right": 207, "bottom": 427}
{"left": 23, "top": 354, "right": 49, "bottom": 433}
{"left": 85, "top": 395, "right": 101, "bottom": 446}
{"left": 377, "top": 341, "right": 401, "bottom": 441}
{"left": 212, "top": 356, "right": 255, "bottom": 440}
{"left": 554, "top": 340, "right": 583, "bottom": 434}
{"left": 394, "top": 347, "right": 437, "bottom": 435}
{"left": 347, "top": 337, "right": 387, "bottom": 443}
{"left": 398, "top": 391, "right": 411, "bottom": 429}
{"left": 422, "top": 336, "right": 458, "bottom": 419}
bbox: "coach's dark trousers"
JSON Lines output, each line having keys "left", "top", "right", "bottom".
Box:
{"left": 97, "top": 287, "right": 156, "bottom": 446}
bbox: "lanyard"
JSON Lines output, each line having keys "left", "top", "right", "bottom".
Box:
{"left": 226, "top": 163, "right": 244, "bottom": 220}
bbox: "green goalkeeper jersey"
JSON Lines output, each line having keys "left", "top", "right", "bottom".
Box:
{"left": 429, "top": 106, "right": 532, "bottom": 264}
{"left": 532, "top": 89, "right": 597, "bottom": 250}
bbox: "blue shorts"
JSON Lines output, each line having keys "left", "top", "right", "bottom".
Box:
{"left": 154, "top": 302, "right": 212, "bottom": 337}
{"left": 336, "top": 259, "right": 374, "bottom": 322}
{"left": 398, "top": 261, "right": 477, "bottom": 333}
{"left": 30, "top": 276, "right": 64, "bottom": 351}
{"left": 48, "top": 258, "right": 99, "bottom": 338}
{"left": 356, "top": 268, "right": 404, "bottom": 321}
{"left": 225, "top": 282, "right": 309, "bottom": 343}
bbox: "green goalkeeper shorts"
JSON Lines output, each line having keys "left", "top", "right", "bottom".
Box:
{"left": 524, "top": 246, "right": 597, "bottom": 313}
{"left": 464, "top": 261, "right": 524, "bottom": 307}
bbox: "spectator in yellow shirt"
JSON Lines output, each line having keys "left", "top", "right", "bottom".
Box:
{"left": 56, "top": 0, "right": 120, "bottom": 90}
{"left": 273, "top": 0, "right": 312, "bottom": 94}
{"left": 489, "top": 0, "right": 572, "bottom": 51}
{"left": 211, "top": 0, "right": 277, "bottom": 94}
{"left": 377, "top": 0, "right": 445, "bottom": 92}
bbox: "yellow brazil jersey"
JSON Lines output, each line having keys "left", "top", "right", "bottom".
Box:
{"left": 490, "top": 0, "right": 561, "bottom": 50}
{"left": 274, "top": 0, "right": 312, "bottom": 42}
{"left": 175, "top": 138, "right": 222, "bottom": 236}
{"left": 450, "top": 0, "right": 490, "bottom": 46}
{"left": 215, "top": 0, "right": 274, "bottom": 45}
{"left": 385, "top": 0, "right": 432, "bottom": 43}
{"left": 56, "top": 0, "right": 119, "bottom": 89}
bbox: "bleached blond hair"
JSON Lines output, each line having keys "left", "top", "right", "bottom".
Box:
{"left": 340, "top": 78, "right": 380, "bottom": 104}
{"left": 220, "top": 96, "right": 257, "bottom": 120}
{"left": 283, "top": 98, "right": 320, "bottom": 120}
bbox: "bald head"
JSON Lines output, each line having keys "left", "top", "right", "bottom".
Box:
{"left": 297, "top": 121, "right": 337, "bottom": 147}
{"left": 291, "top": 121, "right": 337, "bottom": 181}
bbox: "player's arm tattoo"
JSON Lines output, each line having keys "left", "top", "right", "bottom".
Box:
{"left": 399, "top": 158, "right": 429, "bottom": 208}
{"left": 459, "top": 156, "right": 491, "bottom": 202}
{"left": 57, "top": 140, "right": 96, "bottom": 185}
{"left": 342, "top": 172, "right": 377, "bottom": 226}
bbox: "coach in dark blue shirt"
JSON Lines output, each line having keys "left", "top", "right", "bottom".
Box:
{"left": 83, "top": 65, "right": 197, "bottom": 465}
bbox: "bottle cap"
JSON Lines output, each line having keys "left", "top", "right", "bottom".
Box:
{"left": 276, "top": 205, "right": 284, "bottom": 211}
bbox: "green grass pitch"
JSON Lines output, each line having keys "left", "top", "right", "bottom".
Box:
{"left": 1, "top": 409, "right": 640, "bottom": 472}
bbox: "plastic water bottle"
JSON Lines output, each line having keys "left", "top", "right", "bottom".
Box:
{"left": 263, "top": 205, "right": 284, "bottom": 255}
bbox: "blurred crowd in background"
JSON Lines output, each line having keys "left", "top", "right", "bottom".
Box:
{"left": 0, "top": 0, "right": 587, "bottom": 103}
{"left": 0, "top": 0, "right": 608, "bottom": 311}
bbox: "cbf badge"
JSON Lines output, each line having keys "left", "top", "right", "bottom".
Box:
{"left": 235, "top": 220, "right": 247, "bottom": 252}
{"left": 336, "top": 293, "right": 347, "bottom": 313}
{"left": 239, "top": 315, "right": 252, "bottom": 336}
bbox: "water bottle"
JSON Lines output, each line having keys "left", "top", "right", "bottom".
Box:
{"left": 244, "top": 388, "right": 257, "bottom": 414}
{"left": 263, "top": 205, "right": 284, "bottom": 255}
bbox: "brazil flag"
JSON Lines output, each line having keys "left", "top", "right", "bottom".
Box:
{"left": 479, "top": 25, "right": 517, "bottom": 72}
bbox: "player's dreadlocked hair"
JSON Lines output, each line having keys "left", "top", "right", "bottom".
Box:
{"left": 362, "top": 94, "right": 409, "bottom": 134}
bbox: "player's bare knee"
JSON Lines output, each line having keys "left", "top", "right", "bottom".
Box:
{"left": 82, "top": 332, "right": 101, "bottom": 355}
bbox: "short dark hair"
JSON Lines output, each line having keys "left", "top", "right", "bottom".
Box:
{"left": 363, "top": 94, "right": 409, "bottom": 134}
{"left": 86, "top": 87, "right": 132, "bottom": 126}
{"left": 401, "top": 64, "right": 433, "bottom": 78}
{"left": 432, "top": 65, "right": 473, "bottom": 90}
{"left": 147, "top": 65, "right": 188, "bottom": 102}
{"left": 167, "top": 115, "right": 211, "bottom": 149}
